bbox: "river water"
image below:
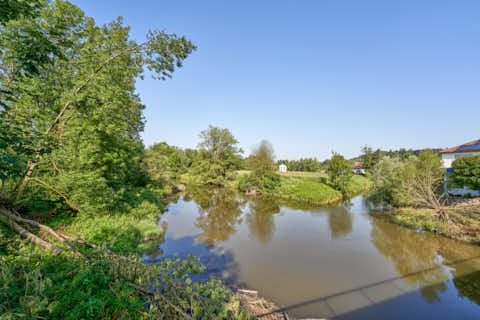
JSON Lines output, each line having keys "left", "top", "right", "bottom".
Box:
{"left": 143, "top": 188, "right": 480, "bottom": 319}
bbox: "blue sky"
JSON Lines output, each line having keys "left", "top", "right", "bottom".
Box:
{"left": 72, "top": 0, "right": 480, "bottom": 160}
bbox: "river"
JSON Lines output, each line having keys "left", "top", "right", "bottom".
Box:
{"left": 143, "top": 188, "right": 480, "bottom": 319}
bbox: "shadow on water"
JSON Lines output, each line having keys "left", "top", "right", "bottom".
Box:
{"left": 143, "top": 234, "right": 244, "bottom": 286}
{"left": 257, "top": 255, "right": 480, "bottom": 319}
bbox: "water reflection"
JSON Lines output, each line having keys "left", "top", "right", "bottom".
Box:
{"left": 328, "top": 203, "right": 353, "bottom": 239}
{"left": 188, "top": 188, "right": 246, "bottom": 245}
{"left": 246, "top": 198, "right": 280, "bottom": 243}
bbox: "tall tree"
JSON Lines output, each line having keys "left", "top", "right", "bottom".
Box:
{"left": 327, "top": 152, "right": 353, "bottom": 195}
{"left": 0, "top": 0, "right": 195, "bottom": 250}
{"left": 250, "top": 140, "right": 275, "bottom": 177}
{"left": 196, "top": 125, "right": 242, "bottom": 186}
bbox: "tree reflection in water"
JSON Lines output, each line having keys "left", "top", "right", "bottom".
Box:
{"left": 187, "top": 188, "right": 246, "bottom": 245}
{"left": 246, "top": 198, "right": 280, "bottom": 243}
{"left": 370, "top": 217, "right": 480, "bottom": 305}
{"left": 328, "top": 202, "right": 353, "bottom": 239}
{"left": 370, "top": 218, "right": 450, "bottom": 302}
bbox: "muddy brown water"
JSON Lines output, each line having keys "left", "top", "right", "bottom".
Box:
{"left": 143, "top": 188, "right": 480, "bottom": 319}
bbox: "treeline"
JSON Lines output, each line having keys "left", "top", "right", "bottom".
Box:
{"left": 356, "top": 145, "right": 443, "bottom": 171}
{"left": 276, "top": 158, "right": 323, "bottom": 172}
{"left": 144, "top": 126, "right": 244, "bottom": 186}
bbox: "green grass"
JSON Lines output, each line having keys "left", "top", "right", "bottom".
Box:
{"left": 275, "top": 175, "right": 342, "bottom": 204}
{"left": 262, "top": 171, "right": 371, "bottom": 205}
{"left": 346, "top": 175, "right": 373, "bottom": 195}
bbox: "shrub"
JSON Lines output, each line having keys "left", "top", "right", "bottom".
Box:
{"left": 369, "top": 157, "right": 404, "bottom": 206}
{"left": 237, "top": 172, "right": 281, "bottom": 193}
{"left": 452, "top": 154, "right": 480, "bottom": 191}
{"left": 326, "top": 153, "right": 353, "bottom": 195}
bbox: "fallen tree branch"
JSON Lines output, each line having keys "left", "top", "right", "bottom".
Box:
{"left": 0, "top": 211, "right": 62, "bottom": 254}
{"left": 0, "top": 207, "right": 84, "bottom": 258}
{"left": 127, "top": 283, "right": 194, "bottom": 320}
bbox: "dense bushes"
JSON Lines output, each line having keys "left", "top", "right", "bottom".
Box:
{"left": 238, "top": 172, "right": 281, "bottom": 193}
{"left": 0, "top": 231, "right": 250, "bottom": 319}
{"left": 369, "top": 157, "right": 404, "bottom": 206}
{"left": 452, "top": 154, "right": 480, "bottom": 191}
{"left": 368, "top": 150, "right": 444, "bottom": 209}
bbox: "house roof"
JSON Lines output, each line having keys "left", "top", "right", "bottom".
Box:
{"left": 440, "top": 139, "right": 480, "bottom": 154}
{"left": 352, "top": 161, "right": 363, "bottom": 168}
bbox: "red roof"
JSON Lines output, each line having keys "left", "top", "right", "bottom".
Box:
{"left": 352, "top": 161, "right": 363, "bottom": 168}
{"left": 440, "top": 139, "right": 480, "bottom": 154}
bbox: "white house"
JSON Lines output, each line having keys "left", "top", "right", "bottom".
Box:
{"left": 440, "top": 138, "right": 480, "bottom": 197}
{"left": 279, "top": 164, "right": 287, "bottom": 173}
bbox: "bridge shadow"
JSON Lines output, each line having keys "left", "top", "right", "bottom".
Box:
{"left": 258, "top": 255, "right": 480, "bottom": 319}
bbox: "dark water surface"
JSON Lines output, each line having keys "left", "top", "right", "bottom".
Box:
{"left": 143, "top": 188, "right": 480, "bottom": 319}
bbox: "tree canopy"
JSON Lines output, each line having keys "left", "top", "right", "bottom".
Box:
{"left": 327, "top": 153, "right": 353, "bottom": 195}
{"left": 195, "top": 126, "right": 243, "bottom": 186}
{"left": 452, "top": 155, "right": 480, "bottom": 191}
{"left": 1, "top": 0, "right": 195, "bottom": 214}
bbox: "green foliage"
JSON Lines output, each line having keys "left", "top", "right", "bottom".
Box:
{"left": 249, "top": 140, "right": 275, "bottom": 177}
{"left": 143, "top": 142, "right": 190, "bottom": 183}
{"left": 238, "top": 172, "right": 281, "bottom": 193}
{"left": 195, "top": 126, "right": 243, "bottom": 186}
{"left": 276, "top": 175, "right": 341, "bottom": 203}
{"left": 369, "top": 150, "right": 444, "bottom": 208}
{"left": 276, "top": 157, "right": 321, "bottom": 172}
{"left": 359, "top": 145, "right": 385, "bottom": 171}
{"left": 0, "top": 0, "right": 44, "bottom": 25}
{"left": 0, "top": 233, "right": 250, "bottom": 319}
{"left": 327, "top": 153, "right": 353, "bottom": 195}
{"left": 369, "top": 157, "right": 405, "bottom": 206}
{"left": 452, "top": 154, "right": 480, "bottom": 191}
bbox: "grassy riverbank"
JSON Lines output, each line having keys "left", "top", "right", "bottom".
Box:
{"left": 370, "top": 200, "right": 480, "bottom": 244}
{"left": 235, "top": 170, "right": 372, "bottom": 205}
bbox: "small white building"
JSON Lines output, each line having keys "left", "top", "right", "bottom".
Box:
{"left": 441, "top": 138, "right": 480, "bottom": 197}
{"left": 278, "top": 164, "right": 287, "bottom": 173}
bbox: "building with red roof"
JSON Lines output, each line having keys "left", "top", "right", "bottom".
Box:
{"left": 440, "top": 138, "right": 480, "bottom": 168}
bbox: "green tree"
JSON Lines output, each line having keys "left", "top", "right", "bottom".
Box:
{"left": 452, "top": 154, "right": 480, "bottom": 191}
{"left": 327, "top": 153, "right": 353, "bottom": 195}
{"left": 250, "top": 140, "right": 275, "bottom": 176}
{"left": 360, "top": 145, "right": 374, "bottom": 170}
{"left": 1, "top": 0, "right": 195, "bottom": 246}
{"left": 369, "top": 157, "right": 404, "bottom": 206}
{"left": 196, "top": 126, "right": 242, "bottom": 186}
{"left": 398, "top": 150, "right": 445, "bottom": 211}
{"left": 2, "top": 0, "right": 195, "bottom": 212}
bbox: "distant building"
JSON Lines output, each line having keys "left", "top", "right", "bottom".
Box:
{"left": 352, "top": 162, "right": 365, "bottom": 175}
{"left": 440, "top": 138, "right": 480, "bottom": 197}
{"left": 279, "top": 164, "right": 287, "bottom": 173}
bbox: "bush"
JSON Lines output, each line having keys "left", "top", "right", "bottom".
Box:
{"left": 0, "top": 225, "right": 251, "bottom": 320}
{"left": 369, "top": 157, "right": 404, "bottom": 206}
{"left": 452, "top": 154, "right": 480, "bottom": 191}
{"left": 238, "top": 172, "right": 281, "bottom": 193}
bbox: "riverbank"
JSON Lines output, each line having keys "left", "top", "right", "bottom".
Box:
{"left": 0, "top": 191, "right": 255, "bottom": 319}
{"left": 238, "top": 170, "right": 372, "bottom": 205}
{"left": 370, "top": 198, "right": 480, "bottom": 244}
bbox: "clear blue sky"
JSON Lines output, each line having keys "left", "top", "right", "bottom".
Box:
{"left": 72, "top": 0, "right": 479, "bottom": 160}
